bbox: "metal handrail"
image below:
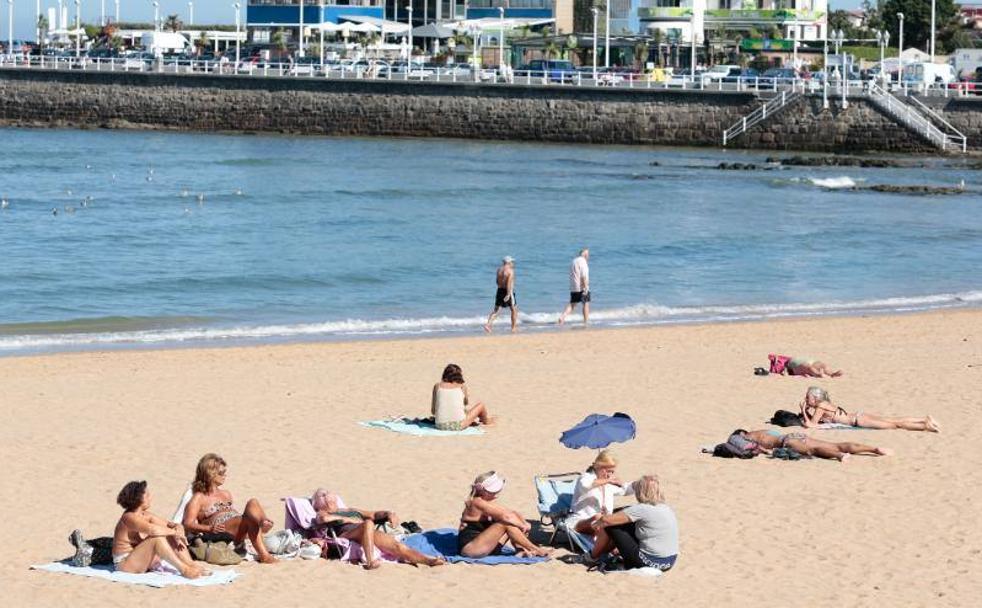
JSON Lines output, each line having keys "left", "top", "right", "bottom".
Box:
{"left": 722, "top": 90, "right": 800, "bottom": 146}
{"left": 867, "top": 82, "right": 952, "bottom": 151}
{"left": 905, "top": 94, "right": 968, "bottom": 153}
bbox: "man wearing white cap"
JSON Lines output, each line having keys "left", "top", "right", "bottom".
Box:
{"left": 484, "top": 256, "right": 518, "bottom": 334}
{"left": 559, "top": 248, "right": 590, "bottom": 325}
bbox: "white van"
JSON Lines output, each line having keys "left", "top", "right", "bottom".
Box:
{"left": 902, "top": 62, "right": 956, "bottom": 85}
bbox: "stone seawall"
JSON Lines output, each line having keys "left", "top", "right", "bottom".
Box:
{"left": 1, "top": 69, "right": 977, "bottom": 153}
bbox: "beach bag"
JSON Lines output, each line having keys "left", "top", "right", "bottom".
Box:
{"left": 768, "top": 354, "right": 792, "bottom": 375}
{"left": 189, "top": 538, "right": 243, "bottom": 566}
{"left": 263, "top": 529, "right": 303, "bottom": 555}
{"left": 712, "top": 433, "right": 762, "bottom": 459}
{"left": 770, "top": 410, "right": 803, "bottom": 427}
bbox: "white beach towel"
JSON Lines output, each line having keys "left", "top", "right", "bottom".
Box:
{"left": 30, "top": 563, "right": 241, "bottom": 588}
{"left": 359, "top": 418, "right": 484, "bottom": 436}
{"left": 171, "top": 485, "right": 194, "bottom": 523}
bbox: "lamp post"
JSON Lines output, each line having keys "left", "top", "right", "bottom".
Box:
{"left": 114, "top": 0, "right": 118, "bottom": 22}
{"left": 604, "top": 0, "right": 609, "bottom": 68}
{"left": 74, "top": 0, "right": 79, "bottom": 58}
{"left": 36, "top": 0, "right": 40, "bottom": 45}
{"left": 689, "top": 9, "right": 695, "bottom": 77}
{"left": 406, "top": 5, "right": 413, "bottom": 63}
{"left": 834, "top": 29, "right": 847, "bottom": 108}
{"left": 100, "top": 0, "right": 104, "bottom": 25}
{"left": 7, "top": 0, "right": 13, "bottom": 63}
{"left": 497, "top": 6, "right": 504, "bottom": 73}
{"left": 152, "top": 1, "right": 159, "bottom": 32}
{"left": 791, "top": 24, "right": 797, "bottom": 73}
{"left": 897, "top": 12, "right": 904, "bottom": 85}
{"left": 233, "top": 2, "right": 240, "bottom": 66}
{"left": 822, "top": 24, "right": 828, "bottom": 109}
{"left": 298, "top": 0, "right": 305, "bottom": 58}
{"left": 930, "top": 0, "right": 935, "bottom": 61}
{"left": 876, "top": 29, "right": 889, "bottom": 85}
{"left": 591, "top": 6, "right": 598, "bottom": 81}
{"left": 318, "top": 0, "right": 324, "bottom": 70}
{"left": 188, "top": 1, "right": 193, "bottom": 25}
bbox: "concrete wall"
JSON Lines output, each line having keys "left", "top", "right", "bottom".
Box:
{"left": 1, "top": 69, "right": 975, "bottom": 153}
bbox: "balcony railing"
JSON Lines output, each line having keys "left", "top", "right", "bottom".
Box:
{"left": 639, "top": 8, "right": 825, "bottom": 22}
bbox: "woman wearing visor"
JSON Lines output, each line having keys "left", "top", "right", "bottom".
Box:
{"left": 457, "top": 472, "right": 551, "bottom": 558}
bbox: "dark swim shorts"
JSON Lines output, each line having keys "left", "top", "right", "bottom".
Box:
{"left": 495, "top": 288, "right": 516, "bottom": 308}
{"left": 570, "top": 291, "right": 592, "bottom": 304}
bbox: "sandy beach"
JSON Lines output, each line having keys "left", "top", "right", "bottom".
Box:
{"left": 2, "top": 309, "right": 980, "bottom": 607}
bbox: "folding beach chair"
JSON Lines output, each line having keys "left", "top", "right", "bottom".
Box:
{"left": 533, "top": 472, "right": 594, "bottom": 554}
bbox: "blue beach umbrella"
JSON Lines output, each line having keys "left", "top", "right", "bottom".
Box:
{"left": 559, "top": 412, "right": 636, "bottom": 450}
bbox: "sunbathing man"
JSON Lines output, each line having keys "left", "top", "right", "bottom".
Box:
{"left": 311, "top": 489, "right": 445, "bottom": 569}
{"left": 112, "top": 480, "right": 209, "bottom": 578}
{"left": 737, "top": 429, "right": 893, "bottom": 462}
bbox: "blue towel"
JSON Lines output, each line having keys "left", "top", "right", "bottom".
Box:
{"left": 30, "top": 562, "right": 241, "bottom": 587}
{"left": 359, "top": 419, "right": 484, "bottom": 437}
{"left": 401, "top": 529, "right": 548, "bottom": 565}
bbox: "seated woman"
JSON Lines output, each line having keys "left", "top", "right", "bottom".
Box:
{"left": 457, "top": 471, "right": 550, "bottom": 558}
{"left": 740, "top": 429, "right": 893, "bottom": 462}
{"left": 182, "top": 453, "right": 278, "bottom": 564}
{"left": 799, "top": 386, "right": 940, "bottom": 432}
{"left": 432, "top": 363, "right": 493, "bottom": 431}
{"left": 112, "top": 480, "right": 208, "bottom": 578}
{"left": 568, "top": 451, "right": 635, "bottom": 550}
{"left": 590, "top": 475, "right": 678, "bottom": 571}
{"left": 310, "top": 489, "right": 444, "bottom": 569}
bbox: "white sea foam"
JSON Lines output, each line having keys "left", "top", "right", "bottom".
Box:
{"left": 1, "top": 291, "right": 981, "bottom": 354}
{"left": 808, "top": 176, "right": 859, "bottom": 189}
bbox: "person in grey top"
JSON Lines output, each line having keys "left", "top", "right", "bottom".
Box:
{"left": 589, "top": 475, "right": 678, "bottom": 571}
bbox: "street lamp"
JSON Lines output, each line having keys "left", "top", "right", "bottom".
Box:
{"left": 897, "top": 12, "right": 904, "bottom": 85}
{"left": 497, "top": 6, "right": 504, "bottom": 75}
{"left": 152, "top": 1, "right": 159, "bottom": 32}
{"left": 591, "top": 6, "right": 598, "bottom": 81}
{"left": 930, "top": 0, "right": 935, "bottom": 61}
{"left": 876, "top": 29, "right": 890, "bottom": 85}
{"left": 7, "top": 0, "right": 13, "bottom": 63}
{"left": 822, "top": 23, "right": 828, "bottom": 109}
{"left": 298, "top": 0, "right": 304, "bottom": 58}
{"left": 114, "top": 0, "right": 119, "bottom": 23}
{"left": 689, "top": 9, "right": 695, "bottom": 78}
{"left": 406, "top": 5, "right": 413, "bottom": 63}
{"left": 318, "top": 0, "right": 324, "bottom": 71}
{"left": 833, "top": 29, "right": 847, "bottom": 108}
{"left": 74, "top": 0, "right": 80, "bottom": 58}
{"left": 604, "top": 0, "right": 610, "bottom": 68}
{"left": 188, "top": 1, "right": 193, "bottom": 25}
{"left": 233, "top": 2, "right": 240, "bottom": 66}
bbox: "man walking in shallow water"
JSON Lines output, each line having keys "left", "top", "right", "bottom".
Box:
{"left": 485, "top": 256, "right": 518, "bottom": 333}
{"left": 559, "top": 248, "right": 590, "bottom": 325}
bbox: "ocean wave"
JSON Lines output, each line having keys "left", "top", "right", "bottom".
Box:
{"left": 1, "top": 291, "right": 980, "bottom": 354}
{"left": 808, "top": 176, "right": 860, "bottom": 189}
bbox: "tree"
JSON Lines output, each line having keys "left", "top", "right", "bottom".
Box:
{"left": 828, "top": 10, "right": 860, "bottom": 38}
{"left": 862, "top": 0, "right": 884, "bottom": 33}
{"left": 194, "top": 31, "right": 210, "bottom": 55}
{"left": 651, "top": 29, "right": 663, "bottom": 67}
{"left": 563, "top": 35, "right": 578, "bottom": 61}
{"left": 633, "top": 40, "right": 649, "bottom": 70}
{"left": 37, "top": 15, "right": 49, "bottom": 50}
{"left": 164, "top": 14, "right": 184, "bottom": 33}
{"left": 880, "top": 0, "right": 957, "bottom": 51}
{"left": 271, "top": 28, "right": 287, "bottom": 55}
{"left": 543, "top": 39, "right": 560, "bottom": 62}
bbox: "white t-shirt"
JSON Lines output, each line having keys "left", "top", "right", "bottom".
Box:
{"left": 569, "top": 256, "right": 589, "bottom": 293}
{"left": 623, "top": 503, "right": 679, "bottom": 557}
{"left": 568, "top": 471, "right": 634, "bottom": 525}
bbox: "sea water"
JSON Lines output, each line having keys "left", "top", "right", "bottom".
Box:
{"left": 0, "top": 128, "right": 980, "bottom": 355}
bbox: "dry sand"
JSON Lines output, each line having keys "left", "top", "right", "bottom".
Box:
{"left": 1, "top": 310, "right": 980, "bottom": 607}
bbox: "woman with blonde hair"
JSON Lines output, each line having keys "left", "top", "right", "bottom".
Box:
{"left": 589, "top": 475, "right": 679, "bottom": 571}
{"left": 569, "top": 450, "right": 634, "bottom": 538}
{"left": 182, "top": 453, "right": 278, "bottom": 564}
{"left": 798, "top": 386, "right": 940, "bottom": 432}
{"left": 457, "top": 471, "right": 550, "bottom": 558}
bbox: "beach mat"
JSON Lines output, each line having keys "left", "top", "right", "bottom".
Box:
{"left": 359, "top": 419, "right": 484, "bottom": 437}
{"left": 30, "top": 562, "right": 241, "bottom": 588}
{"left": 402, "top": 529, "right": 548, "bottom": 565}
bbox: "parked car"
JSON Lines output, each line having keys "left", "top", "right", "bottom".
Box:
{"left": 948, "top": 66, "right": 982, "bottom": 95}
{"left": 665, "top": 67, "right": 705, "bottom": 87}
{"left": 757, "top": 67, "right": 797, "bottom": 87}
{"left": 721, "top": 67, "right": 759, "bottom": 85}
{"left": 700, "top": 64, "right": 740, "bottom": 83}
{"left": 288, "top": 56, "right": 321, "bottom": 76}
{"left": 516, "top": 59, "right": 578, "bottom": 83}
{"left": 902, "top": 61, "right": 956, "bottom": 86}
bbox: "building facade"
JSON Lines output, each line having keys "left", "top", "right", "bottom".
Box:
{"left": 637, "top": 0, "right": 827, "bottom": 44}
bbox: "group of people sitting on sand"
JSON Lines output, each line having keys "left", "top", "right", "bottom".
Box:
{"left": 104, "top": 449, "right": 676, "bottom": 577}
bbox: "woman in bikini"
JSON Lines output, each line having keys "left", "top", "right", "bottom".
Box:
{"left": 457, "top": 471, "right": 550, "bottom": 558}
{"left": 112, "top": 480, "right": 208, "bottom": 578}
{"left": 182, "top": 453, "right": 278, "bottom": 564}
{"left": 311, "top": 490, "right": 445, "bottom": 569}
{"left": 798, "top": 386, "right": 940, "bottom": 432}
{"left": 431, "top": 364, "right": 494, "bottom": 431}
{"left": 739, "top": 429, "right": 893, "bottom": 462}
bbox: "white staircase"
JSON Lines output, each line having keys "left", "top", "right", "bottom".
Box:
{"left": 722, "top": 90, "right": 801, "bottom": 146}
{"left": 866, "top": 82, "right": 967, "bottom": 153}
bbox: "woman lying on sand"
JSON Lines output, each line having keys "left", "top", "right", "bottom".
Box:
{"left": 589, "top": 475, "right": 678, "bottom": 572}
{"left": 310, "top": 489, "right": 445, "bottom": 569}
{"left": 182, "top": 453, "right": 278, "bottom": 564}
{"left": 739, "top": 429, "right": 893, "bottom": 462}
{"left": 432, "top": 363, "right": 494, "bottom": 431}
{"left": 770, "top": 354, "right": 842, "bottom": 377}
{"left": 799, "top": 386, "right": 940, "bottom": 432}
{"left": 569, "top": 451, "right": 635, "bottom": 547}
{"left": 112, "top": 481, "right": 209, "bottom": 578}
{"left": 457, "top": 472, "right": 551, "bottom": 558}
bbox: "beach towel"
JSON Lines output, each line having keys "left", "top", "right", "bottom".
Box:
{"left": 282, "top": 496, "right": 393, "bottom": 564}
{"left": 401, "top": 528, "right": 548, "bottom": 565}
{"left": 30, "top": 562, "right": 240, "bottom": 588}
{"left": 359, "top": 418, "right": 484, "bottom": 437}
{"left": 171, "top": 485, "right": 193, "bottom": 523}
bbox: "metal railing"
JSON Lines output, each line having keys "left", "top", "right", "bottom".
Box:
{"left": 904, "top": 93, "right": 968, "bottom": 153}
{"left": 865, "top": 82, "right": 963, "bottom": 152}
{"left": 722, "top": 89, "right": 801, "bottom": 146}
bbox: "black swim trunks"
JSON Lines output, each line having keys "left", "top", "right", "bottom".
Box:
{"left": 495, "top": 288, "right": 516, "bottom": 308}
{"left": 570, "top": 291, "right": 591, "bottom": 304}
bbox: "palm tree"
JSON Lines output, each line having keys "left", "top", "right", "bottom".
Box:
{"left": 634, "top": 40, "right": 650, "bottom": 71}
{"left": 37, "top": 15, "right": 49, "bottom": 51}
{"left": 543, "top": 39, "right": 560, "bottom": 63}
{"left": 164, "top": 14, "right": 183, "bottom": 33}
{"left": 563, "top": 35, "right": 578, "bottom": 61}
{"left": 271, "top": 28, "right": 287, "bottom": 57}
{"left": 194, "top": 31, "right": 210, "bottom": 55}
{"left": 651, "top": 29, "right": 663, "bottom": 67}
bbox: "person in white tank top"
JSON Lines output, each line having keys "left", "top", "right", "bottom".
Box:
{"left": 431, "top": 364, "right": 494, "bottom": 431}
{"left": 559, "top": 248, "right": 591, "bottom": 325}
